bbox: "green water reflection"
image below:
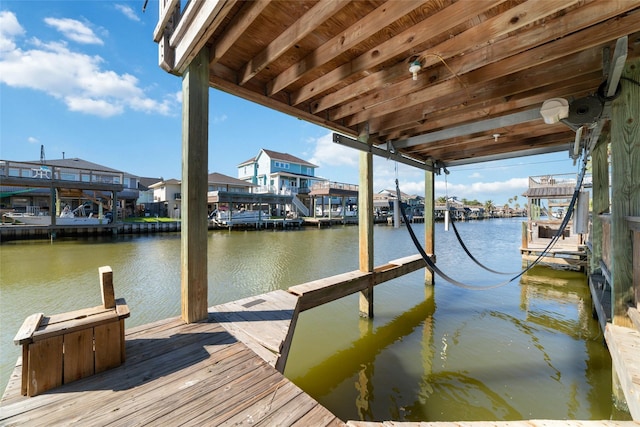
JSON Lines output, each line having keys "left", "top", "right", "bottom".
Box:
{"left": 0, "top": 219, "right": 630, "bottom": 421}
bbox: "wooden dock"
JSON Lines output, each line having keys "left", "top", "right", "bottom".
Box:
{"left": 0, "top": 298, "right": 343, "bottom": 426}
{"left": 0, "top": 221, "right": 181, "bottom": 242}
{"left": 303, "top": 217, "right": 358, "bottom": 227}
{"left": 590, "top": 273, "right": 640, "bottom": 420}
{"left": 3, "top": 284, "right": 640, "bottom": 425}
{"left": 209, "top": 218, "right": 303, "bottom": 230}
{"left": 209, "top": 290, "right": 299, "bottom": 372}
{"left": 521, "top": 244, "right": 588, "bottom": 271}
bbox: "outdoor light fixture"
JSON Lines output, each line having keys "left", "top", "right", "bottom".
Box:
{"left": 409, "top": 60, "right": 421, "bottom": 80}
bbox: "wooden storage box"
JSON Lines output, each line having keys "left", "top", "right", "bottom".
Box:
{"left": 13, "top": 266, "right": 130, "bottom": 397}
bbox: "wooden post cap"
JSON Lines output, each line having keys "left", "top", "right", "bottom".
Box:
{"left": 99, "top": 266, "right": 115, "bottom": 309}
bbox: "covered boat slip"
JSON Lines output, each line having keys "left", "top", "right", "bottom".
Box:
{"left": 160, "top": 0, "right": 639, "bottom": 420}
{"left": 4, "top": 0, "right": 640, "bottom": 425}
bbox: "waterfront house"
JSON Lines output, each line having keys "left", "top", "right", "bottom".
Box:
{"left": 0, "top": 157, "right": 138, "bottom": 219}
{"left": 237, "top": 148, "right": 324, "bottom": 195}
{"left": 136, "top": 177, "right": 162, "bottom": 207}
{"left": 238, "top": 149, "right": 328, "bottom": 216}
{"left": 147, "top": 173, "right": 258, "bottom": 219}
{"left": 148, "top": 178, "right": 182, "bottom": 218}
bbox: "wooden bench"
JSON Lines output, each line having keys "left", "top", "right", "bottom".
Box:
{"left": 13, "top": 266, "right": 130, "bottom": 397}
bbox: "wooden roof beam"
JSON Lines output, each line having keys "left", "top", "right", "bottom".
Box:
{"left": 404, "top": 121, "right": 574, "bottom": 155}
{"left": 441, "top": 144, "right": 571, "bottom": 168}
{"left": 210, "top": 0, "right": 270, "bottom": 66}
{"left": 340, "top": 5, "right": 639, "bottom": 130}
{"left": 314, "top": 0, "right": 582, "bottom": 116}
{"left": 266, "top": 1, "right": 428, "bottom": 96}
{"left": 374, "top": 67, "right": 604, "bottom": 141}
{"left": 290, "top": 0, "right": 506, "bottom": 106}
{"left": 392, "top": 109, "right": 542, "bottom": 149}
{"left": 171, "top": 0, "right": 237, "bottom": 74}
{"left": 237, "top": 0, "right": 350, "bottom": 86}
{"left": 420, "top": 132, "right": 573, "bottom": 165}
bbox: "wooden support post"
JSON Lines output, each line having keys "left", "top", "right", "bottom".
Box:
{"left": 424, "top": 168, "right": 435, "bottom": 285}
{"left": 50, "top": 186, "right": 57, "bottom": 226}
{"left": 590, "top": 131, "right": 610, "bottom": 274}
{"left": 358, "top": 124, "right": 374, "bottom": 318}
{"left": 55, "top": 188, "right": 60, "bottom": 218}
{"left": 610, "top": 58, "right": 639, "bottom": 327}
{"left": 181, "top": 48, "right": 209, "bottom": 323}
{"left": 99, "top": 266, "right": 115, "bottom": 309}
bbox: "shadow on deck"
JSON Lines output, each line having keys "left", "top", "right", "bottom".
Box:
{"left": 0, "top": 307, "right": 343, "bottom": 426}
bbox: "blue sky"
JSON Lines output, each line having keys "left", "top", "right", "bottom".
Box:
{"left": 0, "top": 1, "right": 580, "bottom": 206}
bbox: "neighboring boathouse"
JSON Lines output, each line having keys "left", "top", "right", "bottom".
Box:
{"left": 1, "top": 1, "right": 639, "bottom": 426}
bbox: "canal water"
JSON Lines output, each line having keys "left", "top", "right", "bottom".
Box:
{"left": 0, "top": 218, "right": 630, "bottom": 421}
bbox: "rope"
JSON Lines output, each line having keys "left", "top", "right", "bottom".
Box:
{"left": 395, "top": 150, "right": 589, "bottom": 290}
{"left": 444, "top": 171, "right": 517, "bottom": 275}
{"left": 449, "top": 215, "right": 518, "bottom": 275}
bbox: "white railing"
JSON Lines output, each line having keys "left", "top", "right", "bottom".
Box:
{"left": 0, "top": 160, "right": 124, "bottom": 185}
{"left": 528, "top": 173, "right": 577, "bottom": 188}
{"left": 292, "top": 195, "right": 309, "bottom": 216}
{"left": 311, "top": 181, "right": 358, "bottom": 192}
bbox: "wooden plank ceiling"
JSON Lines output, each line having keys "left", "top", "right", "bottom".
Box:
{"left": 156, "top": 0, "right": 640, "bottom": 168}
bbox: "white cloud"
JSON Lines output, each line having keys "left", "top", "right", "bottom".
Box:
{"left": 308, "top": 132, "right": 358, "bottom": 167}
{"left": 0, "top": 12, "right": 175, "bottom": 118}
{"left": 27, "top": 136, "right": 39, "bottom": 144}
{"left": 44, "top": 17, "right": 103, "bottom": 45}
{"left": 213, "top": 114, "right": 228, "bottom": 124}
{"left": 67, "top": 96, "right": 123, "bottom": 117}
{"left": 435, "top": 177, "right": 528, "bottom": 203}
{"left": 0, "top": 11, "right": 24, "bottom": 51}
{"left": 115, "top": 4, "right": 140, "bottom": 22}
{"left": 468, "top": 172, "right": 482, "bottom": 179}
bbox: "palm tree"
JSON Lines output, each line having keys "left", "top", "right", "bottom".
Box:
{"left": 484, "top": 199, "right": 494, "bottom": 212}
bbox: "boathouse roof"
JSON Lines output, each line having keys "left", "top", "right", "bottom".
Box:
{"left": 523, "top": 186, "right": 575, "bottom": 199}
{"left": 155, "top": 1, "right": 639, "bottom": 169}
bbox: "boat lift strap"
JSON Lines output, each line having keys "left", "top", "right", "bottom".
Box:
{"left": 395, "top": 150, "right": 589, "bottom": 290}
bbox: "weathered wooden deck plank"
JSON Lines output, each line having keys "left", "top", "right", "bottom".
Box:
{"left": 0, "top": 311, "right": 341, "bottom": 427}
{"left": 209, "top": 290, "right": 299, "bottom": 367}
{"left": 0, "top": 323, "right": 240, "bottom": 424}
{"left": 606, "top": 324, "right": 640, "bottom": 420}
{"left": 110, "top": 356, "right": 281, "bottom": 426}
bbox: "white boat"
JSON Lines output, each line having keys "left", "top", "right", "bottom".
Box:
{"left": 209, "top": 210, "right": 269, "bottom": 225}
{"left": 3, "top": 205, "right": 111, "bottom": 226}
{"left": 3, "top": 212, "right": 110, "bottom": 226}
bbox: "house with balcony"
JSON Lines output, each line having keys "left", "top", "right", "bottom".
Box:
{"left": 0, "top": 157, "right": 140, "bottom": 219}
{"left": 237, "top": 149, "right": 326, "bottom": 195}
{"left": 149, "top": 173, "right": 262, "bottom": 219}
{"left": 237, "top": 149, "right": 327, "bottom": 216}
